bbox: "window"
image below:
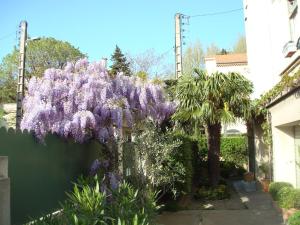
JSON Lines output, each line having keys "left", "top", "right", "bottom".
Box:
{"left": 288, "top": 0, "right": 298, "bottom": 41}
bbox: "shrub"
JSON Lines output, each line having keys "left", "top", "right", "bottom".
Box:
{"left": 131, "top": 123, "right": 185, "bottom": 199}
{"left": 30, "top": 180, "right": 159, "bottom": 225}
{"left": 288, "top": 211, "right": 300, "bottom": 225}
{"left": 198, "top": 136, "right": 248, "bottom": 167}
{"left": 221, "top": 136, "right": 248, "bottom": 166}
{"left": 294, "top": 189, "right": 300, "bottom": 209}
{"left": 172, "top": 132, "right": 196, "bottom": 194}
{"left": 278, "top": 187, "right": 297, "bottom": 209}
{"left": 220, "top": 161, "right": 246, "bottom": 179}
{"left": 195, "top": 184, "right": 230, "bottom": 200}
{"left": 269, "top": 182, "right": 293, "bottom": 201}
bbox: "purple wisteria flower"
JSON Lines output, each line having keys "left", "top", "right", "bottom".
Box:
{"left": 20, "top": 58, "right": 176, "bottom": 143}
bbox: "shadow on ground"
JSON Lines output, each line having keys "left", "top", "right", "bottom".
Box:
{"left": 156, "top": 182, "right": 284, "bottom": 225}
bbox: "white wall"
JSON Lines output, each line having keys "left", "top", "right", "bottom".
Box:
{"left": 243, "top": 0, "right": 300, "bottom": 98}
{"left": 269, "top": 90, "right": 300, "bottom": 187}
{"left": 215, "top": 64, "right": 250, "bottom": 83}
{"left": 244, "top": 0, "right": 278, "bottom": 98}
{"left": 272, "top": 126, "right": 297, "bottom": 186}
{"left": 205, "top": 58, "right": 217, "bottom": 74}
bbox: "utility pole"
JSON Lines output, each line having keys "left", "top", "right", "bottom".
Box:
{"left": 16, "top": 21, "right": 27, "bottom": 129}
{"left": 175, "top": 13, "right": 183, "bottom": 78}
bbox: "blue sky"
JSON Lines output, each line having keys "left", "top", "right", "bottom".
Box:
{"left": 0, "top": 0, "right": 245, "bottom": 65}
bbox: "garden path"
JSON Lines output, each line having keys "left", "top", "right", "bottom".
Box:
{"left": 156, "top": 182, "right": 284, "bottom": 225}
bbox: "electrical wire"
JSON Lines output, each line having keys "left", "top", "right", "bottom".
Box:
{"left": 0, "top": 32, "right": 15, "bottom": 41}
{"left": 188, "top": 8, "right": 243, "bottom": 18}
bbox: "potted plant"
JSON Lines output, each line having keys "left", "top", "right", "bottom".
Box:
{"left": 258, "top": 162, "right": 271, "bottom": 192}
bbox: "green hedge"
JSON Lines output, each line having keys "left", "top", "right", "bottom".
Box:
{"left": 277, "top": 187, "right": 300, "bottom": 209}
{"left": 270, "top": 182, "right": 300, "bottom": 210}
{"left": 172, "top": 133, "right": 196, "bottom": 193}
{"left": 288, "top": 211, "right": 300, "bottom": 225}
{"left": 198, "top": 136, "right": 248, "bottom": 167}
{"left": 269, "top": 182, "right": 293, "bottom": 201}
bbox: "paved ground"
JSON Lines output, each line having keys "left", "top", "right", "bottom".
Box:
{"left": 156, "top": 182, "right": 284, "bottom": 225}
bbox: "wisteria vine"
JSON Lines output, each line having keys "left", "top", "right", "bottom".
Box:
{"left": 21, "top": 58, "right": 175, "bottom": 143}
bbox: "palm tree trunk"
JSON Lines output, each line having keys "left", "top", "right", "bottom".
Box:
{"left": 207, "top": 122, "right": 221, "bottom": 187}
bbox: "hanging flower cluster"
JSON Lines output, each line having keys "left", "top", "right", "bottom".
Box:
{"left": 21, "top": 58, "right": 175, "bottom": 142}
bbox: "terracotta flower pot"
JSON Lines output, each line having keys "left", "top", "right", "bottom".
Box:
{"left": 243, "top": 172, "right": 254, "bottom": 182}
{"left": 260, "top": 179, "right": 270, "bottom": 192}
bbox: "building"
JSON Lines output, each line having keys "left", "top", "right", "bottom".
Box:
{"left": 205, "top": 53, "right": 249, "bottom": 77}
{"left": 244, "top": 0, "right": 300, "bottom": 187}
{"left": 205, "top": 53, "right": 249, "bottom": 135}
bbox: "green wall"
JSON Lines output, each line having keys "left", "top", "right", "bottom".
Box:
{"left": 0, "top": 127, "right": 105, "bottom": 225}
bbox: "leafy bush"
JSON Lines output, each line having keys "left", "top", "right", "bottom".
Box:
{"left": 132, "top": 123, "right": 193, "bottom": 198}
{"left": 195, "top": 184, "right": 230, "bottom": 200}
{"left": 221, "top": 137, "right": 248, "bottom": 166}
{"left": 220, "top": 161, "right": 246, "bottom": 179}
{"left": 278, "top": 187, "right": 294, "bottom": 209}
{"left": 29, "top": 180, "right": 159, "bottom": 225}
{"left": 198, "top": 136, "right": 248, "bottom": 167}
{"left": 288, "top": 211, "right": 300, "bottom": 225}
{"left": 269, "top": 182, "right": 293, "bottom": 201}
{"left": 172, "top": 132, "right": 197, "bottom": 194}
{"left": 278, "top": 187, "right": 297, "bottom": 209}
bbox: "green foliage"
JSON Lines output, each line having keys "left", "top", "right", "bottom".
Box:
{"left": 252, "top": 68, "right": 300, "bottom": 150}
{"left": 0, "top": 37, "right": 84, "bottom": 103}
{"left": 278, "top": 186, "right": 294, "bottom": 208}
{"left": 26, "top": 37, "right": 85, "bottom": 78}
{"left": 0, "top": 77, "right": 16, "bottom": 103}
{"left": 132, "top": 121, "right": 185, "bottom": 198}
{"left": 288, "top": 211, "right": 300, "bottom": 225}
{"left": 232, "top": 36, "right": 247, "bottom": 53}
{"left": 197, "top": 136, "right": 248, "bottom": 167}
{"left": 183, "top": 41, "right": 205, "bottom": 75}
{"left": 220, "top": 161, "right": 246, "bottom": 179}
{"left": 0, "top": 49, "right": 19, "bottom": 103}
{"left": 258, "top": 162, "right": 270, "bottom": 179}
{"left": 195, "top": 184, "right": 230, "bottom": 200}
{"left": 261, "top": 120, "right": 272, "bottom": 146}
{"left": 0, "top": 108, "right": 4, "bottom": 120}
{"left": 29, "top": 179, "right": 159, "bottom": 225}
{"left": 278, "top": 187, "right": 299, "bottom": 209}
{"left": 171, "top": 132, "right": 197, "bottom": 194}
{"left": 173, "top": 70, "right": 252, "bottom": 185}
{"left": 220, "top": 136, "right": 248, "bottom": 166}
{"left": 110, "top": 45, "right": 131, "bottom": 76}
{"left": 205, "top": 43, "right": 221, "bottom": 57}
{"left": 269, "top": 182, "right": 293, "bottom": 201}
{"left": 135, "top": 71, "right": 148, "bottom": 80}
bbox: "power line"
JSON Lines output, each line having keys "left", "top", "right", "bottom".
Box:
{"left": 0, "top": 32, "right": 15, "bottom": 41}
{"left": 188, "top": 8, "right": 243, "bottom": 18}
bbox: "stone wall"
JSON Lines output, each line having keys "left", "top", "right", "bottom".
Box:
{"left": 0, "top": 103, "right": 16, "bottom": 129}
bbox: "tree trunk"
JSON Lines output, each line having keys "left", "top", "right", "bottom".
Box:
{"left": 207, "top": 122, "right": 221, "bottom": 187}
{"left": 246, "top": 119, "right": 256, "bottom": 175}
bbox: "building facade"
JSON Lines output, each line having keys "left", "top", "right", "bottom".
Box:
{"left": 244, "top": 0, "right": 300, "bottom": 187}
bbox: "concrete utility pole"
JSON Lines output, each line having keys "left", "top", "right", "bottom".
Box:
{"left": 16, "top": 21, "right": 27, "bottom": 130}
{"left": 175, "top": 13, "right": 183, "bottom": 78}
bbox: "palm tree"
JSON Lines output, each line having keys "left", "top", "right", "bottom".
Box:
{"left": 173, "top": 69, "right": 253, "bottom": 186}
